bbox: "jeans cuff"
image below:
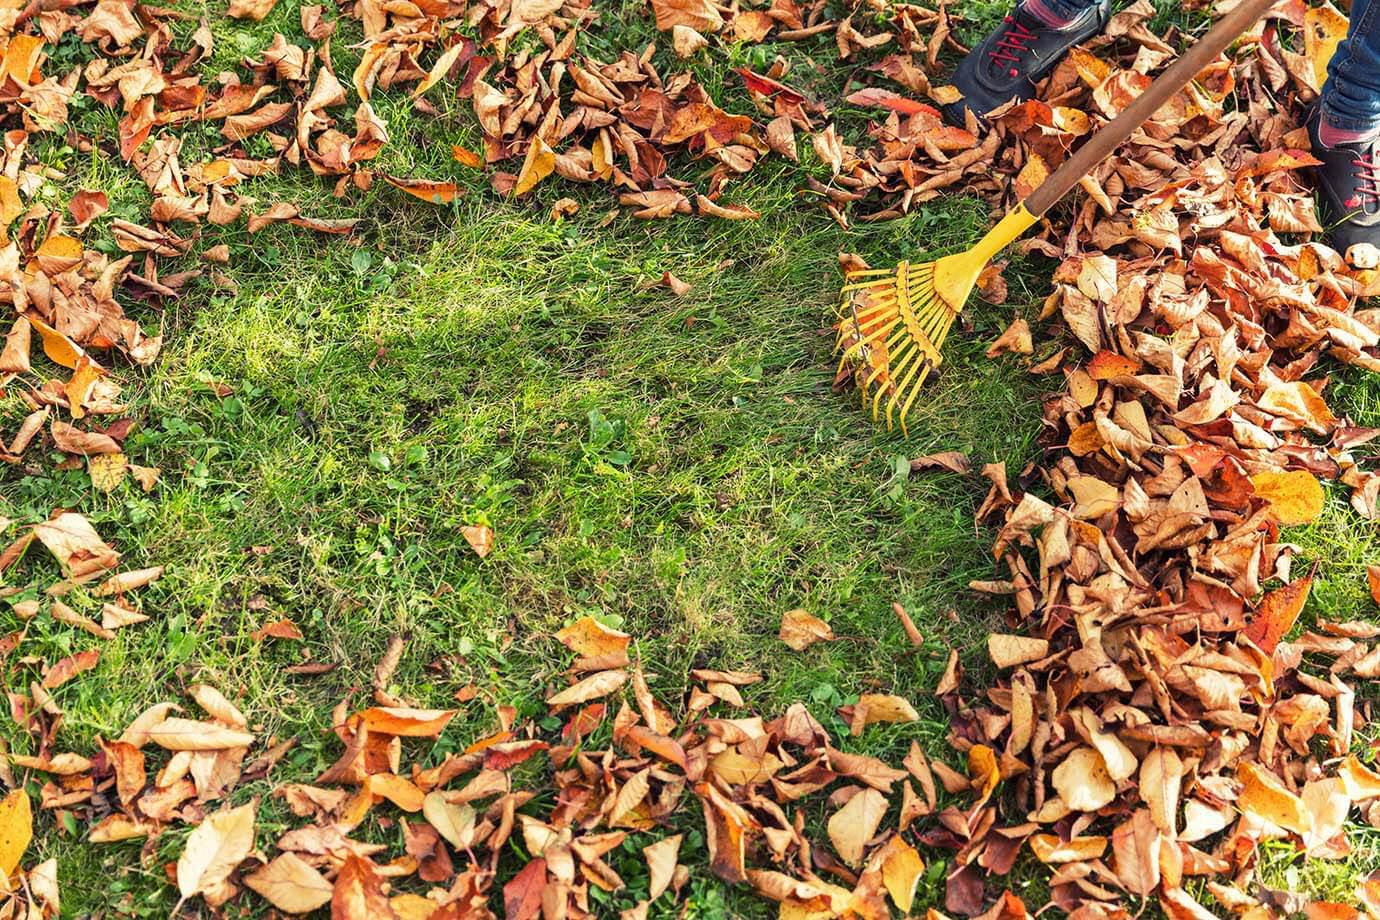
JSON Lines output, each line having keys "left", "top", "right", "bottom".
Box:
{"left": 1024, "top": 0, "right": 1098, "bottom": 22}
{"left": 1322, "top": 103, "right": 1380, "bottom": 135}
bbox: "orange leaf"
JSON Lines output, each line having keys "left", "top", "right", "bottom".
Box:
{"left": 42, "top": 648, "right": 100, "bottom": 689}
{"left": 1086, "top": 350, "right": 1141, "bottom": 380}
{"left": 452, "top": 146, "right": 482, "bottom": 168}
{"left": 844, "top": 88, "right": 940, "bottom": 118}
{"left": 332, "top": 854, "right": 393, "bottom": 919}
{"left": 1241, "top": 575, "right": 1312, "bottom": 654}
{"left": 1013, "top": 154, "right": 1049, "bottom": 201}
{"left": 3, "top": 35, "right": 43, "bottom": 85}
{"left": 383, "top": 175, "right": 460, "bottom": 205}
{"left": 25, "top": 313, "right": 90, "bottom": 370}
{"left": 1237, "top": 761, "right": 1309, "bottom": 835}
{"left": 356, "top": 707, "right": 456, "bottom": 737}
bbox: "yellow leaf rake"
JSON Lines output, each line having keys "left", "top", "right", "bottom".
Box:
{"left": 835, "top": 0, "right": 1277, "bottom": 434}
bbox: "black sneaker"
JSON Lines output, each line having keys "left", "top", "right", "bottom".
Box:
{"left": 1307, "top": 106, "right": 1380, "bottom": 257}
{"left": 942, "top": 0, "right": 1113, "bottom": 128}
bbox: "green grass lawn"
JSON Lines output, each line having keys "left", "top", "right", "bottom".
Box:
{"left": 6, "top": 0, "right": 1380, "bottom": 915}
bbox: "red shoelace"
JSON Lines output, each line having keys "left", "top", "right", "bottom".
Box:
{"left": 988, "top": 16, "right": 1037, "bottom": 79}
{"left": 1347, "top": 153, "right": 1380, "bottom": 210}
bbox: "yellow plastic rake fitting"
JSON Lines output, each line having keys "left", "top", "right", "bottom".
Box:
{"left": 835, "top": 204, "right": 1038, "bottom": 434}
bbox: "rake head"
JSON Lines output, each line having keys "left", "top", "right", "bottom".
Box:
{"left": 835, "top": 249, "right": 982, "bottom": 435}
{"left": 834, "top": 205, "right": 1038, "bottom": 434}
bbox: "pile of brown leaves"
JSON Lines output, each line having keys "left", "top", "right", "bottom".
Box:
{"left": 4, "top": 624, "right": 948, "bottom": 918}
{"left": 837, "top": 2, "right": 1380, "bottom": 918}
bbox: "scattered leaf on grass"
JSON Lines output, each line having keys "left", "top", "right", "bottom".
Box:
{"left": 779, "top": 609, "right": 834, "bottom": 651}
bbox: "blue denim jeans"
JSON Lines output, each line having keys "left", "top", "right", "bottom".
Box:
{"left": 1020, "top": 0, "right": 1380, "bottom": 132}
{"left": 1324, "top": 0, "right": 1380, "bottom": 131}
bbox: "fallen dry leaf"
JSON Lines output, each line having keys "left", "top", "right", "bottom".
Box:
{"left": 176, "top": 802, "right": 256, "bottom": 904}
{"left": 827, "top": 787, "right": 886, "bottom": 867}
{"left": 244, "top": 852, "right": 333, "bottom": 913}
{"left": 779, "top": 609, "right": 835, "bottom": 651}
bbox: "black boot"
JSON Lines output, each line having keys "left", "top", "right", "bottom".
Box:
{"left": 1308, "top": 107, "right": 1380, "bottom": 257}
{"left": 942, "top": 0, "right": 1113, "bottom": 128}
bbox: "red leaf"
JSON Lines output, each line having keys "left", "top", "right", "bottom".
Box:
{"left": 734, "top": 68, "right": 805, "bottom": 105}
{"left": 503, "top": 857, "right": 546, "bottom": 920}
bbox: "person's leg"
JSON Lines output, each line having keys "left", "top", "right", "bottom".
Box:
{"left": 1319, "top": 0, "right": 1380, "bottom": 144}
{"left": 1309, "top": 0, "right": 1380, "bottom": 254}
{"left": 1023, "top": 0, "right": 1103, "bottom": 28}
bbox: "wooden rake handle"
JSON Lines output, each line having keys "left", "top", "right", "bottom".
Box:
{"left": 1022, "top": 0, "right": 1279, "bottom": 216}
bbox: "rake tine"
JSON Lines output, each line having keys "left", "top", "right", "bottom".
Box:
{"left": 836, "top": 319, "right": 898, "bottom": 373}
{"left": 872, "top": 340, "right": 920, "bottom": 420}
{"left": 884, "top": 350, "right": 929, "bottom": 429}
{"left": 862, "top": 333, "right": 913, "bottom": 401}
{"left": 845, "top": 298, "right": 900, "bottom": 327}
{"left": 896, "top": 363, "right": 931, "bottom": 435}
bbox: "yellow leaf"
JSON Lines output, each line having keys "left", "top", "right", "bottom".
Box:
{"left": 176, "top": 802, "right": 256, "bottom": 901}
{"left": 1013, "top": 154, "right": 1048, "bottom": 202}
{"left": 856, "top": 693, "right": 919, "bottom": 726}
{"left": 411, "top": 43, "right": 466, "bottom": 99}
{"left": 89, "top": 452, "right": 128, "bottom": 493}
{"left": 227, "top": 0, "right": 277, "bottom": 20}
{"left": 0, "top": 789, "right": 32, "bottom": 881}
{"left": 988, "top": 633, "right": 1048, "bottom": 668}
{"left": 555, "top": 616, "right": 631, "bottom": 658}
{"left": 65, "top": 354, "right": 105, "bottom": 419}
{"left": 1250, "top": 470, "right": 1324, "bottom": 526}
{"left": 1237, "top": 761, "right": 1310, "bottom": 835}
{"left": 877, "top": 836, "right": 923, "bottom": 913}
{"left": 1304, "top": 3, "right": 1349, "bottom": 91}
{"left": 1258, "top": 381, "right": 1336, "bottom": 433}
{"left": 244, "top": 852, "right": 333, "bottom": 913}
{"left": 1053, "top": 746, "right": 1115, "bottom": 812}
{"left": 1068, "top": 47, "right": 1110, "bottom": 86}
{"left": 826, "top": 788, "right": 886, "bottom": 867}
{"left": 32, "top": 234, "right": 81, "bottom": 272}
{"left": 1066, "top": 368, "right": 1097, "bottom": 407}
{"left": 0, "top": 176, "right": 22, "bottom": 238}
{"left": 3, "top": 35, "right": 43, "bottom": 85}
{"left": 149, "top": 717, "right": 255, "bottom": 751}
{"left": 514, "top": 136, "right": 556, "bottom": 197}
{"left": 547, "top": 669, "right": 627, "bottom": 706}
{"left": 25, "top": 313, "right": 88, "bottom": 370}
{"left": 392, "top": 893, "right": 444, "bottom": 920}
{"left": 643, "top": 834, "right": 681, "bottom": 901}
{"left": 421, "top": 792, "right": 476, "bottom": 850}
{"left": 1028, "top": 833, "right": 1107, "bottom": 863}
{"left": 1339, "top": 756, "right": 1380, "bottom": 801}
